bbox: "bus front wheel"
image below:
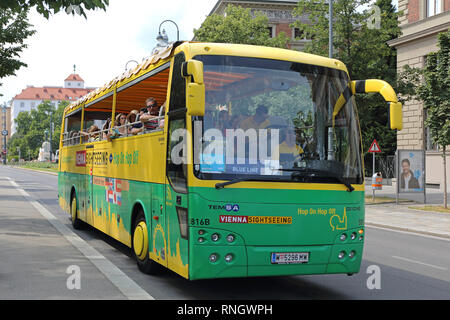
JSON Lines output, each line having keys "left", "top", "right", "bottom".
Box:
{"left": 132, "top": 210, "right": 161, "bottom": 275}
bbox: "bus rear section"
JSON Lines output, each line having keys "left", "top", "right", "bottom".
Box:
{"left": 187, "top": 186, "right": 364, "bottom": 280}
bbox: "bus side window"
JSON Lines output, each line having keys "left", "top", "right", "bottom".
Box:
{"left": 63, "top": 110, "right": 82, "bottom": 146}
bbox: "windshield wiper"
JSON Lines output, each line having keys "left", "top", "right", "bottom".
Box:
{"left": 278, "top": 168, "right": 355, "bottom": 192}
{"left": 215, "top": 176, "right": 284, "bottom": 189}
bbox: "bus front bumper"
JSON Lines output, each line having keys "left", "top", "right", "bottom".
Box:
{"left": 189, "top": 242, "right": 364, "bottom": 280}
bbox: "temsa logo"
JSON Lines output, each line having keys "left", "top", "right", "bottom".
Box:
{"left": 208, "top": 204, "right": 240, "bottom": 212}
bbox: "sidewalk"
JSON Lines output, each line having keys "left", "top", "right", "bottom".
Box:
{"left": 365, "top": 183, "right": 450, "bottom": 239}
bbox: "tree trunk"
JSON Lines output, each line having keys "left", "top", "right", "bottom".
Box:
{"left": 443, "top": 146, "right": 448, "bottom": 209}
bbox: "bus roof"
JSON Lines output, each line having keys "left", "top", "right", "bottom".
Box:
{"left": 64, "top": 41, "right": 349, "bottom": 115}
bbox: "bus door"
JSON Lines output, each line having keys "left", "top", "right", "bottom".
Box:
{"left": 164, "top": 114, "right": 189, "bottom": 277}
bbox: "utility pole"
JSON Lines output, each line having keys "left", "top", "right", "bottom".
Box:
{"left": 329, "top": 0, "right": 333, "bottom": 59}
{"left": 2, "top": 104, "right": 7, "bottom": 165}
{"left": 327, "top": 0, "right": 334, "bottom": 160}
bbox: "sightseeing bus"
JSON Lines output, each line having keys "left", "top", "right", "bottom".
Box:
{"left": 58, "top": 41, "right": 402, "bottom": 280}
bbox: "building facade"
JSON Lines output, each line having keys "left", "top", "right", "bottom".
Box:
{"left": 10, "top": 73, "right": 94, "bottom": 136}
{"left": 388, "top": 0, "right": 450, "bottom": 187}
{"left": 208, "top": 0, "right": 309, "bottom": 51}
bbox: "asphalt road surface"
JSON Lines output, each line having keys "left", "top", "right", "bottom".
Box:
{"left": 1, "top": 166, "right": 449, "bottom": 300}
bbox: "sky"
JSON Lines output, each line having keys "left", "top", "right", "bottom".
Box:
{"left": 0, "top": 0, "right": 215, "bottom": 104}
{"left": 1, "top": 0, "right": 399, "bottom": 105}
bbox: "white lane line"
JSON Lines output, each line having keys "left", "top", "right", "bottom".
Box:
{"left": 6, "top": 177, "right": 154, "bottom": 300}
{"left": 391, "top": 255, "right": 448, "bottom": 271}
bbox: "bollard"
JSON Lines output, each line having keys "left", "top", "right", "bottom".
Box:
{"left": 372, "top": 172, "right": 382, "bottom": 201}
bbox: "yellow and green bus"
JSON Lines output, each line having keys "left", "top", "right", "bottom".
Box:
{"left": 58, "top": 41, "right": 402, "bottom": 280}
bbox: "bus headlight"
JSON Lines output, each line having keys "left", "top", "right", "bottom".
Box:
{"left": 211, "top": 233, "right": 220, "bottom": 242}
{"left": 209, "top": 253, "right": 218, "bottom": 263}
{"left": 338, "top": 251, "right": 346, "bottom": 259}
{"left": 340, "top": 234, "right": 347, "bottom": 241}
{"left": 226, "top": 234, "right": 235, "bottom": 243}
{"left": 351, "top": 232, "right": 357, "bottom": 240}
{"left": 225, "top": 254, "right": 233, "bottom": 263}
{"left": 349, "top": 251, "right": 356, "bottom": 258}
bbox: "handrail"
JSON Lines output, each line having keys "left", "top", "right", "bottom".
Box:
{"left": 61, "top": 116, "right": 165, "bottom": 146}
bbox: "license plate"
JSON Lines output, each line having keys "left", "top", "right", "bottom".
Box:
{"left": 271, "top": 252, "right": 309, "bottom": 264}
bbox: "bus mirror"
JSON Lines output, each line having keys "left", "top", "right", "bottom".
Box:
{"left": 182, "top": 60, "right": 204, "bottom": 84}
{"left": 389, "top": 102, "right": 403, "bottom": 130}
{"left": 351, "top": 79, "right": 403, "bottom": 131}
{"left": 186, "top": 82, "right": 205, "bottom": 116}
{"left": 183, "top": 60, "right": 205, "bottom": 116}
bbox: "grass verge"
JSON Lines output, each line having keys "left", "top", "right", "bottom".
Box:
{"left": 408, "top": 206, "right": 450, "bottom": 214}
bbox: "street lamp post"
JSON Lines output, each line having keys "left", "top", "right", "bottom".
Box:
{"left": 158, "top": 20, "right": 179, "bottom": 43}
{"left": 125, "top": 59, "right": 138, "bottom": 71}
{"left": 152, "top": 20, "right": 179, "bottom": 54}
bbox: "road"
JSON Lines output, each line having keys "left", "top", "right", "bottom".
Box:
{"left": 0, "top": 166, "right": 449, "bottom": 300}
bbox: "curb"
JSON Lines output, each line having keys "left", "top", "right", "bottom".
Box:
{"left": 365, "top": 222, "right": 450, "bottom": 240}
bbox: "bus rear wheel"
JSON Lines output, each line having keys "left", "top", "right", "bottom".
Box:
{"left": 132, "top": 210, "right": 161, "bottom": 275}
{"left": 70, "top": 194, "right": 83, "bottom": 230}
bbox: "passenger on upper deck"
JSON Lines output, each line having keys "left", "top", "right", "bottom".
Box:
{"left": 79, "top": 125, "right": 101, "bottom": 143}
{"left": 127, "top": 109, "right": 143, "bottom": 135}
{"left": 108, "top": 113, "right": 127, "bottom": 138}
{"left": 140, "top": 97, "right": 161, "bottom": 130}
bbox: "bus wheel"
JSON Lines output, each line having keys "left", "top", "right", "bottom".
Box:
{"left": 70, "top": 194, "right": 83, "bottom": 230}
{"left": 132, "top": 210, "right": 160, "bottom": 275}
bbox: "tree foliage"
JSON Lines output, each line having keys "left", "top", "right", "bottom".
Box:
{"left": 0, "top": 8, "right": 35, "bottom": 91}
{"left": 193, "top": 5, "right": 289, "bottom": 48}
{"left": 293, "top": 0, "right": 401, "bottom": 175}
{"left": 0, "top": 0, "right": 109, "bottom": 19}
{"left": 417, "top": 32, "right": 450, "bottom": 207}
{"left": 7, "top": 101, "right": 68, "bottom": 161}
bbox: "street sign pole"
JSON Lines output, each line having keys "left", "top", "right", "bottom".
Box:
{"left": 372, "top": 152, "right": 375, "bottom": 201}
{"left": 369, "top": 139, "right": 382, "bottom": 201}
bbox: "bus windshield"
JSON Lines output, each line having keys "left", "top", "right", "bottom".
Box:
{"left": 193, "top": 55, "right": 363, "bottom": 185}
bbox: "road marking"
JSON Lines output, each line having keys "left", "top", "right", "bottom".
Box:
{"left": 6, "top": 177, "right": 154, "bottom": 300}
{"left": 391, "top": 255, "right": 448, "bottom": 271}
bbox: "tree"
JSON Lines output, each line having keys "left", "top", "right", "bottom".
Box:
{"left": 416, "top": 32, "right": 450, "bottom": 208}
{"left": 193, "top": 4, "right": 289, "bottom": 48}
{"left": 0, "top": 0, "right": 109, "bottom": 19}
{"left": 292, "top": 0, "right": 401, "bottom": 176}
{"left": 8, "top": 100, "right": 68, "bottom": 161}
{"left": 0, "top": 8, "right": 35, "bottom": 92}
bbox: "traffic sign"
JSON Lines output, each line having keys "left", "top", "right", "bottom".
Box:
{"left": 369, "top": 139, "right": 381, "bottom": 153}
{"left": 1, "top": 130, "right": 8, "bottom": 136}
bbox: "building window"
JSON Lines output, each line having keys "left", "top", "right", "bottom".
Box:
{"left": 20, "top": 102, "right": 25, "bottom": 108}
{"left": 267, "top": 26, "right": 275, "bottom": 38}
{"left": 427, "top": 0, "right": 442, "bottom": 17}
{"left": 425, "top": 109, "right": 439, "bottom": 151}
{"left": 294, "top": 28, "right": 304, "bottom": 39}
